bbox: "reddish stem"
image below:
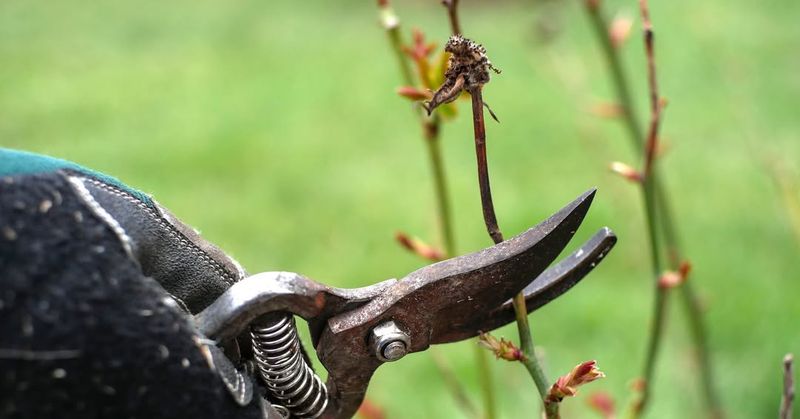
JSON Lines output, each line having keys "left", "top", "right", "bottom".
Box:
{"left": 470, "top": 87, "right": 504, "bottom": 244}
{"left": 640, "top": 0, "right": 662, "bottom": 179}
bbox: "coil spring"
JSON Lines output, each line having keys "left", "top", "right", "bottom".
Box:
{"left": 251, "top": 314, "right": 328, "bottom": 418}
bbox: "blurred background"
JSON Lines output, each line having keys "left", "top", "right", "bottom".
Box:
{"left": 1, "top": 0, "right": 798, "bottom": 417}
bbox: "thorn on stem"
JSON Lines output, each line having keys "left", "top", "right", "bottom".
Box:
{"left": 483, "top": 101, "right": 500, "bottom": 123}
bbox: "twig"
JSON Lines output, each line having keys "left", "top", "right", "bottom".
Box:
{"left": 470, "top": 87, "right": 504, "bottom": 245}
{"left": 583, "top": 1, "right": 721, "bottom": 416}
{"left": 677, "top": 266, "right": 722, "bottom": 419}
{"left": 442, "top": 0, "right": 462, "bottom": 35}
{"left": 639, "top": 0, "right": 662, "bottom": 180}
{"left": 514, "top": 292, "right": 559, "bottom": 417}
{"left": 782, "top": 354, "right": 795, "bottom": 419}
{"left": 470, "top": 85, "right": 556, "bottom": 418}
{"left": 437, "top": 4, "right": 497, "bottom": 417}
{"left": 583, "top": 0, "right": 686, "bottom": 272}
{"left": 378, "top": 2, "right": 476, "bottom": 418}
{"left": 635, "top": 1, "right": 669, "bottom": 414}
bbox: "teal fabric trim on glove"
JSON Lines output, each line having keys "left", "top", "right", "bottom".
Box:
{"left": 0, "top": 148, "right": 154, "bottom": 207}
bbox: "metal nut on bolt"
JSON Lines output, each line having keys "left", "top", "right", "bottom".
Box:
{"left": 370, "top": 321, "right": 410, "bottom": 362}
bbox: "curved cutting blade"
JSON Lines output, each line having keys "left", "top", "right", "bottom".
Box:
{"left": 327, "top": 188, "right": 598, "bottom": 347}
{"left": 430, "top": 226, "right": 617, "bottom": 344}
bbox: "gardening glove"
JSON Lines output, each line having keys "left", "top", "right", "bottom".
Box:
{"left": 0, "top": 148, "right": 281, "bottom": 419}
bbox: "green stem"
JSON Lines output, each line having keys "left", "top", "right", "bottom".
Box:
{"left": 583, "top": 2, "right": 721, "bottom": 417}
{"left": 638, "top": 175, "right": 667, "bottom": 413}
{"left": 514, "top": 296, "right": 549, "bottom": 396}
{"left": 471, "top": 88, "right": 554, "bottom": 417}
{"left": 424, "top": 120, "right": 456, "bottom": 257}
{"left": 384, "top": 26, "right": 414, "bottom": 87}
{"left": 379, "top": 4, "right": 489, "bottom": 419}
{"left": 585, "top": 3, "right": 644, "bottom": 150}
{"left": 426, "top": 115, "right": 497, "bottom": 419}
{"left": 658, "top": 200, "right": 722, "bottom": 418}
{"left": 436, "top": 3, "right": 497, "bottom": 415}
{"left": 680, "top": 282, "right": 722, "bottom": 418}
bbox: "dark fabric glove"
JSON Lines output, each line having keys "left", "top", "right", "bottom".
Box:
{"left": 0, "top": 149, "right": 278, "bottom": 419}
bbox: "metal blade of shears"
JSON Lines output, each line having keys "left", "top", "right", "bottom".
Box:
{"left": 430, "top": 226, "right": 616, "bottom": 344}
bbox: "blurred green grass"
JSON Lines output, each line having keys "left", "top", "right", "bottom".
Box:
{"left": 1, "top": 0, "right": 798, "bottom": 417}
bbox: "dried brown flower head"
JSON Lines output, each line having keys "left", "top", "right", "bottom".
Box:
{"left": 425, "top": 35, "right": 500, "bottom": 115}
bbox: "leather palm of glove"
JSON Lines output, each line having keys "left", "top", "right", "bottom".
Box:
{"left": 0, "top": 148, "right": 281, "bottom": 419}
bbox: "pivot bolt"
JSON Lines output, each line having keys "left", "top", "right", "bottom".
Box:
{"left": 370, "top": 321, "right": 410, "bottom": 362}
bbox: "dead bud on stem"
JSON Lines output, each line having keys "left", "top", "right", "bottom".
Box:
{"left": 377, "top": 2, "right": 478, "bottom": 418}
{"left": 426, "top": 33, "right": 565, "bottom": 418}
{"left": 424, "top": 35, "right": 501, "bottom": 121}
{"left": 378, "top": 2, "right": 500, "bottom": 417}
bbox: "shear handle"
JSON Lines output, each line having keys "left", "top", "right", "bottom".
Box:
{"left": 194, "top": 272, "right": 395, "bottom": 343}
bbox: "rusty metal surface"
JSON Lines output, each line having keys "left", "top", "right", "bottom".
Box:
{"left": 194, "top": 189, "right": 616, "bottom": 419}
{"left": 431, "top": 226, "right": 617, "bottom": 344}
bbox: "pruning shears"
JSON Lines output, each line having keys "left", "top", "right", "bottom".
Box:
{"left": 195, "top": 189, "right": 616, "bottom": 418}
